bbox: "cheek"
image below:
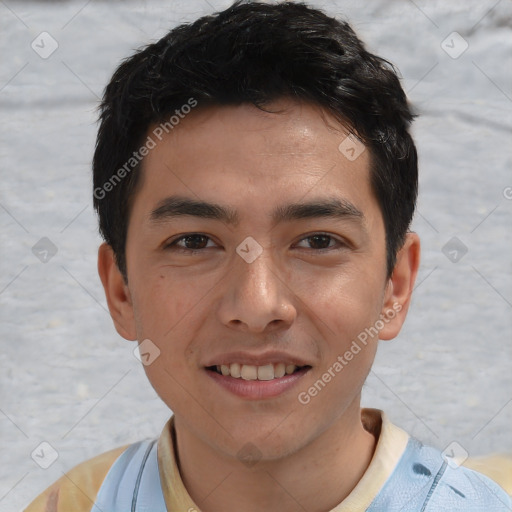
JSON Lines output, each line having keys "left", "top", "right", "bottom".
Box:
{"left": 306, "top": 277, "right": 381, "bottom": 400}
{"left": 131, "top": 273, "right": 210, "bottom": 379}
{"left": 131, "top": 272, "right": 199, "bottom": 337}
{"left": 135, "top": 276, "right": 201, "bottom": 408}
{"left": 294, "top": 267, "right": 384, "bottom": 342}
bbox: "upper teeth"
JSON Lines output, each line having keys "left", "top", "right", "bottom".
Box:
{"left": 217, "top": 363, "right": 298, "bottom": 380}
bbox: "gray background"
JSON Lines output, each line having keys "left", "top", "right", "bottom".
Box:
{"left": 1, "top": 0, "right": 511, "bottom": 509}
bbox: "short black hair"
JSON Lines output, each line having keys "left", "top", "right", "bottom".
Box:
{"left": 93, "top": 0, "right": 417, "bottom": 281}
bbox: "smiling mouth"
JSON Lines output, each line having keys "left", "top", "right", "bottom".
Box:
{"left": 206, "top": 363, "right": 311, "bottom": 381}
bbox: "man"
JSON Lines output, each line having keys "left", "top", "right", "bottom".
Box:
{"left": 25, "top": 1, "right": 511, "bottom": 510}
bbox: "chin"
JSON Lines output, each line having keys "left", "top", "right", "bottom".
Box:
{"left": 217, "top": 420, "right": 310, "bottom": 462}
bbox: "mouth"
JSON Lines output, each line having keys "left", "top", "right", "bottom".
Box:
{"left": 206, "top": 362, "right": 310, "bottom": 381}
{"left": 204, "top": 362, "right": 312, "bottom": 399}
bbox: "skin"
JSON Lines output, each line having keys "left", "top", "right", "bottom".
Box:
{"left": 98, "top": 98, "right": 420, "bottom": 512}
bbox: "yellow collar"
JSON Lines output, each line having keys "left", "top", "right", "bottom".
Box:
{"left": 157, "top": 408, "right": 409, "bottom": 511}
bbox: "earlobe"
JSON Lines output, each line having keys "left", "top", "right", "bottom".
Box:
{"left": 379, "top": 232, "right": 421, "bottom": 341}
{"left": 97, "top": 243, "right": 137, "bottom": 341}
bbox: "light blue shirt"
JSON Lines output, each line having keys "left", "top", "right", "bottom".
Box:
{"left": 91, "top": 436, "right": 512, "bottom": 511}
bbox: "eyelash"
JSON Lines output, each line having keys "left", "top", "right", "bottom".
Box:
{"left": 163, "top": 232, "right": 347, "bottom": 254}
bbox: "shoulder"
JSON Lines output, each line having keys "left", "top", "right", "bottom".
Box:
{"left": 411, "top": 441, "right": 512, "bottom": 511}
{"left": 369, "top": 438, "right": 512, "bottom": 511}
{"left": 464, "top": 454, "right": 512, "bottom": 496}
{"left": 425, "top": 455, "right": 512, "bottom": 511}
{"left": 24, "top": 444, "right": 129, "bottom": 512}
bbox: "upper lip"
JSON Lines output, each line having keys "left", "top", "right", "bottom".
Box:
{"left": 203, "top": 350, "right": 312, "bottom": 367}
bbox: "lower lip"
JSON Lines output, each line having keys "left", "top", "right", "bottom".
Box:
{"left": 205, "top": 367, "right": 310, "bottom": 400}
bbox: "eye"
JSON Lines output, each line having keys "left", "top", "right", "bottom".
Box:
{"left": 164, "top": 234, "right": 216, "bottom": 252}
{"left": 295, "top": 233, "right": 345, "bottom": 251}
{"left": 164, "top": 232, "right": 347, "bottom": 254}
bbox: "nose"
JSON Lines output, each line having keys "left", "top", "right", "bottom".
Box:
{"left": 216, "top": 246, "right": 297, "bottom": 333}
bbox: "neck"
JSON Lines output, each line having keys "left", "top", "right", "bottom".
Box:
{"left": 174, "top": 402, "right": 376, "bottom": 512}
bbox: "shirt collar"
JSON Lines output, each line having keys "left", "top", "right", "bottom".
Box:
{"left": 157, "top": 408, "right": 410, "bottom": 511}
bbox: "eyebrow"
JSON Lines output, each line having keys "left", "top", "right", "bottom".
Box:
{"left": 149, "top": 195, "right": 364, "bottom": 227}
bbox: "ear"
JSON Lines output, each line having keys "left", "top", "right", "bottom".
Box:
{"left": 97, "top": 243, "right": 137, "bottom": 341}
{"left": 378, "top": 232, "right": 421, "bottom": 341}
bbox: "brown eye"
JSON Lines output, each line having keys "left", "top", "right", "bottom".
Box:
{"left": 179, "top": 234, "right": 210, "bottom": 249}
{"left": 306, "top": 235, "right": 333, "bottom": 249}
{"left": 296, "top": 233, "right": 342, "bottom": 250}
{"left": 165, "top": 234, "right": 215, "bottom": 252}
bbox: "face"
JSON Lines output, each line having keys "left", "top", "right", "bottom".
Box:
{"left": 100, "top": 99, "right": 418, "bottom": 461}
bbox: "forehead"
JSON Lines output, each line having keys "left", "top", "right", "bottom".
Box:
{"left": 131, "top": 99, "right": 377, "bottom": 226}
{"left": 147, "top": 99, "right": 363, "bottom": 166}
